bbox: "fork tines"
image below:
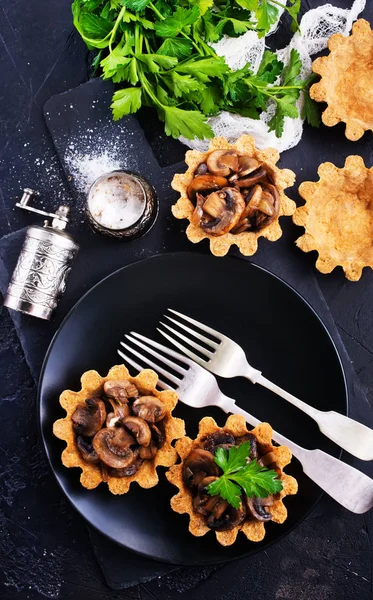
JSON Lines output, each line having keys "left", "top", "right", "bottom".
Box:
{"left": 117, "top": 332, "right": 191, "bottom": 392}
{"left": 157, "top": 308, "right": 220, "bottom": 366}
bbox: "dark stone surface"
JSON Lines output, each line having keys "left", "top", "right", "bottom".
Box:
{"left": 0, "top": 1, "right": 373, "bottom": 599}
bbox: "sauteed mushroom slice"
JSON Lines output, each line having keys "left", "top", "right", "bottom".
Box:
{"left": 124, "top": 416, "right": 152, "bottom": 447}
{"left": 150, "top": 424, "right": 165, "bottom": 448}
{"left": 71, "top": 398, "right": 106, "bottom": 437}
{"left": 92, "top": 427, "right": 135, "bottom": 469}
{"left": 139, "top": 441, "right": 158, "bottom": 459}
{"left": 132, "top": 396, "right": 166, "bottom": 423}
{"left": 246, "top": 496, "right": 272, "bottom": 521}
{"left": 193, "top": 476, "right": 220, "bottom": 515}
{"left": 207, "top": 498, "right": 246, "bottom": 531}
{"left": 109, "top": 457, "right": 144, "bottom": 477}
{"left": 235, "top": 183, "right": 280, "bottom": 232}
{"left": 183, "top": 449, "right": 220, "bottom": 488}
{"left": 203, "top": 431, "right": 235, "bottom": 454}
{"left": 76, "top": 436, "right": 100, "bottom": 464}
{"left": 104, "top": 380, "right": 133, "bottom": 403}
{"left": 106, "top": 397, "right": 131, "bottom": 427}
{"left": 236, "top": 166, "right": 267, "bottom": 188}
{"left": 191, "top": 193, "right": 205, "bottom": 226}
{"left": 229, "top": 156, "right": 260, "bottom": 181}
{"left": 201, "top": 187, "right": 245, "bottom": 236}
{"left": 206, "top": 149, "right": 239, "bottom": 177}
{"left": 187, "top": 175, "right": 228, "bottom": 201}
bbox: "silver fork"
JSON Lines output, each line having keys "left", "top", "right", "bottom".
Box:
{"left": 117, "top": 332, "right": 373, "bottom": 514}
{"left": 157, "top": 309, "right": 373, "bottom": 462}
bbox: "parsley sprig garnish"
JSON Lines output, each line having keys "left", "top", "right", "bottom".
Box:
{"left": 72, "top": 0, "right": 319, "bottom": 140}
{"left": 207, "top": 441, "right": 283, "bottom": 509}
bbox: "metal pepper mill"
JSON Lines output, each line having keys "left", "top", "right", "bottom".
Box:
{"left": 3, "top": 189, "right": 79, "bottom": 320}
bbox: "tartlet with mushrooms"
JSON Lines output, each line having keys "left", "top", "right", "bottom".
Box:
{"left": 166, "top": 415, "right": 297, "bottom": 546}
{"left": 171, "top": 135, "right": 296, "bottom": 257}
{"left": 53, "top": 365, "right": 185, "bottom": 494}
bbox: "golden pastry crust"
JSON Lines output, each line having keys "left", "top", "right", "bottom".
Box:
{"left": 171, "top": 135, "right": 296, "bottom": 256}
{"left": 294, "top": 155, "right": 373, "bottom": 281}
{"left": 53, "top": 365, "right": 185, "bottom": 494}
{"left": 310, "top": 19, "right": 373, "bottom": 141}
{"left": 166, "top": 414, "right": 297, "bottom": 546}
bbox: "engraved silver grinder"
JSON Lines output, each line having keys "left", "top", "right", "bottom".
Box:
{"left": 3, "top": 189, "right": 79, "bottom": 320}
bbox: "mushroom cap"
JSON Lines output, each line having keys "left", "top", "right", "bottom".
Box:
{"left": 123, "top": 415, "right": 152, "bottom": 447}
{"left": 132, "top": 396, "right": 166, "bottom": 423}
{"left": 53, "top": 364, "right": 185, "bottom": 494}
{"left": 71, "top": 398, "right": 106, "bottom": 437}
{"left": 92, "top": 427, "right": 136, "bottom": 469}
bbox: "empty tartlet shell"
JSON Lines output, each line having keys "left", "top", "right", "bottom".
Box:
{"left": 53, "top": 365, "right": 185, "bottom": 494}
{"left": 171, "top": 135, "right": 296, "bottom": 257}
{"left": 166, "top": 414, "right": 297, "bottom": 546}
{"left": 310, "top": 19, "right": 373, "bottom": 141}
{"left": 294, "top": 156, "right": 373, "bottom": 281}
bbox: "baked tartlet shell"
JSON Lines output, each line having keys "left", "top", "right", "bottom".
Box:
{"left": 294, "top": 155, "right": 373, "bottom": 281}
{"left": 166, "top": 414, "right": 298, "bottom": 546}
{"left": 171, "top": 135, "right": 296, "bottom": 257}
{"left": 53, "top": 365, "right": 185, "bottom": 494}
{"left": 311, "top": 19, "right": 373, "bottom": 141}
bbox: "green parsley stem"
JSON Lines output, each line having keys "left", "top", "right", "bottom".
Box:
{"left": 109, "top": 6, "right": 127, "bottom": 53}
{"left": 148, "top": 2, "right": 165, "bottom": 21}
{"left": 269, "top": 0, "right": 301, "bottom": 32}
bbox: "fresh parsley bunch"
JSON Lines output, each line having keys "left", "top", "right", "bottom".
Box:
{"left": 72, "top": 0, "right": 319, "bottom": 140}
{"left": 207, "top": 440, "right": 283, "bottom": 508}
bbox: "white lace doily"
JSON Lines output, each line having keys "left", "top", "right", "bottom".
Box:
{"left": 181, "top": 0, "right": 366, "bottom": 152}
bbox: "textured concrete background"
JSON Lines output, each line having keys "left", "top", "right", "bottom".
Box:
{"left": 1, "top": 1, "right": 373, "bottom": 598}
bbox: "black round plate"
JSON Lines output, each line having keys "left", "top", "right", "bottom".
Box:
{"left": 39, "top": 253, "right": 347, "bottom": 565}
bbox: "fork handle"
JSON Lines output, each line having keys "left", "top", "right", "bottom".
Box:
{"left": 252, "top": 374, "right": 373, "bottom": 461}
{"left": 217, "top": 396, "right": 373, "bottom": 514}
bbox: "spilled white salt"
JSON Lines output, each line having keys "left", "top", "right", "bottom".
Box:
{"left": 65, "top": 149, "right": 123, "bottom": 194}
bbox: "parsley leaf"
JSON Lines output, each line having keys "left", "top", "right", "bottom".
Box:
{"left": 163, "top": 106, "right": 214, "bottom": 139}
{"left": 207, "top": 440, "right": 283, "bottom": 509}
{"left": 302, "top": 88, "right": 321, "bottom": 128}
{"left": 157, "top": 38, "right": 193, "bottom": 59}
{"left": 176, "top": 56, "right": 229, "bottom": 82}
{"left": 215, "top": 441, "right": 251, "bottom": 474}
{"left": 256, "top": 1, "right": 279, "bottom": 37}
{"left": 125, "top": 0, "right": 152, "bottom": 11}
{"left": 111, "top": 87, "right": 142, "bottom": 119}
{"left": 155, "top": 6, "right": 200, "bottom": 38}
{"left": 231, "top": 461, "right": 284, "bottom": 498}
{"left": 207, "top": 476, "right": 243, "bottom": 509}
